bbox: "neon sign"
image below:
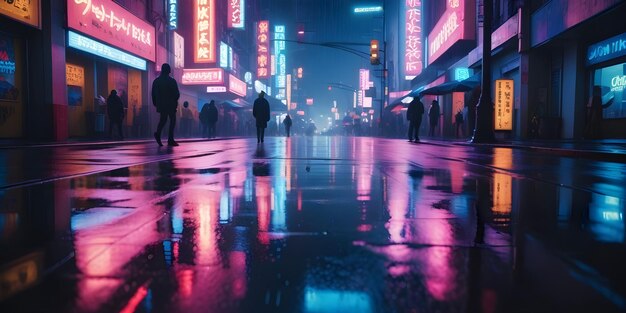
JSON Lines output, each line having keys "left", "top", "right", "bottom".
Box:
{"left": 275, "top": 25, "right": 286, "bottom": 91}
{"left": 427, "top": 0, "right": 475, "bottom": 65}
{"left": 168, "top": 0, "right": 177, "bottom": 29}
{"left": 194, "top": 0, "right": 216, "bottom": 63}
{"left": 494, "top": 79, "right": 514, "bottom": 131}
{"left": 257, "top": 21, "right": 270, "bottom": 78}
{"left": 405, "top": 0, "right": 423, "bottom": 79}
{"left": 67, "top": 0, "right": 155, "bottom": 62}
{"left": 174, "top": 32, "right": 184, "bottom": 68}
{"left": 354, "top": 6, "right": 382, "bottom": 13}
{"left": 229, "top": 74, "right": 247, "bottom": 97}
{"left": 181, "top": 68, "right": 224, "bottom": 85}
{"left": 359, "top": 69, "right": 370, "bottom": 90}
{"left": 587, "top": 33, "right": 626, "bottom": 66}
{"left": 206, "top": 86, "right": 227, "bottom": 93}
{"left": 220, "top": 42, "right": 229, "bottom": 69}
{"left": 227, "top": 0, "right": 245, "bottom": 29}
{"left": 0, "top": 0, "right": 40, "bottom": 28}
{"left": 67, "top": 31, "right": 147, "bottom": 70}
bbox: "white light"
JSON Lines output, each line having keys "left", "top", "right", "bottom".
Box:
{"left": 354, "top": 6, "right": 383, "bottom": 13}
{"left": 67, "top": 31, "right": 146, "bottom": 70}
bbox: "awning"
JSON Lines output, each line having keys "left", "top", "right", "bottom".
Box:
{"left": 385, "top": 87, "right": 423, "bottom": 113}
{"left": 222, "top": 99, "right": 250, "bottom": 109}
{"left": 418, "top": 75, "right": 480, "bottom": 96}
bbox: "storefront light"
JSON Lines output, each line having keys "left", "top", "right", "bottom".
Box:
{"left": 67, "top": 31, "right": 147, "bottom": 70}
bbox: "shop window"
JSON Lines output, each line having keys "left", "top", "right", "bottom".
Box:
{"left": 593, "top": 62, "right": 626, "bottom": 119}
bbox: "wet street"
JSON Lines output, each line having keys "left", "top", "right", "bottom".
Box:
{"left": 0, "top": 136, "right": 625, "bottom": 313}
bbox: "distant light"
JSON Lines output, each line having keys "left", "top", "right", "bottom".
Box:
{"left": 354, "top": 6, "right": 383, "bottom": 13}
{"left": 297, "top": 30, "right": 305, "bottom": 35}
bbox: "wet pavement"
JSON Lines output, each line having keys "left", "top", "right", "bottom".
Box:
{"left": 0, "top": 136, "right": 625, "bottom": 312}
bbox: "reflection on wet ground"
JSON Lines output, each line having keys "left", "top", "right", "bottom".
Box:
{"left": 1, "top": 137, "right": 625, "bottom": 312}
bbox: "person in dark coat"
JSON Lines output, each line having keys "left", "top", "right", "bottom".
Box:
{"left": 428, "top": 100, "right": 440, "bottom": 137}
{"left": 253, "top": 91, "right": 270, "bottom": 143}
{"left": 406, "top": 96, "right": 424, "bottom": 142}
{"left": 152, "top": 63, "right": 181, "bottom": 146}
{"left": 206, "top": 100, "right": 219, "bottom": 139}
{"left": 199, "top": 103, "right": 210, "bottom": 138}
{"left": 283, "top": 114, "right": 293, "bottom": 137}
{"left": 107, "top": 89, "right": 125, "bottom": 140}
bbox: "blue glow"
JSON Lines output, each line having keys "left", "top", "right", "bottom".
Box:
{"left": 589, "top": 193, "right": 624, "bottom": 242}
{"left": 70, "top": 207, "right": 134, "bottom": 231}
{"left": 454, "top": 68, "right": 470, "bottom": 81}
{"left": 220, "top": 191, "right": 230, "bottom": 224}
{"left": 220, "top": 42, "right": 229, "bottom": 68}
{"left": 304, "top": 287, "right": 373, "bottom": 313}
{"left": 168, "top": 0, "right": 177, "bottom": 29}
{"left": 172, "top": 205, "right": 183, "bottom": 234}
{"left": 354, "top": 6, "right": 383, "bottom": 13}
{"left": 67, "top": 31, "right": 147, "bottom": 70}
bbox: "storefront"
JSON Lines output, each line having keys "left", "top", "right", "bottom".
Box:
{"left": 64, "top": 0, "right": 155, "bottom": 138}
{"left": 0, "top": 0, "right": 40, "bottom": 139}
{"left": 586, "top": 32, "right": 626, "bottom": 138}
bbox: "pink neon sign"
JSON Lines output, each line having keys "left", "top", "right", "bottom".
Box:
{"left": 257, "top": 20, "right": 270, "bottom": 78}
{"left": 194, "top": 0, "right": 216, "bottom": 63}
{"left": 181, "top": 68, "right": 224, "bottom": 85}
{"left": 359, "top": 69, "right": 370, "bottom": 90}
{"left": 405, "top": 0, "right": 423, "bottom": 78}
{"left": 427, "top": 0, "right": 475, "bottom": 65}
{"left": 227, "top": 0, "right": 244, "bottom": 29}
{"left": 229, "top": 74, "right": 247, "bottom": 97}
{"left": 67, "top": 0, "right": 156, "bottom": 61}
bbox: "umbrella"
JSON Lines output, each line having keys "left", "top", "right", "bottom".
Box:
{"left": 418, "top": 76, "right": 480, "bottom": 96}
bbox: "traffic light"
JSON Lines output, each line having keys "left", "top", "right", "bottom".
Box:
{"left": 370, "top": 39, "right": 380, "bottom": 65}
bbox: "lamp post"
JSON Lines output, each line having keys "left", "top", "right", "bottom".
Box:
{"left": 471, "top": 0, "right": 496, "bottom": 143}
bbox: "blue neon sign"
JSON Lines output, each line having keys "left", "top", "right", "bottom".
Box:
{"left": 168, "top": 0, "right": 178, "bottom": 29}
{"left": 68, "top": 31, "right": 147, "bottom": 70}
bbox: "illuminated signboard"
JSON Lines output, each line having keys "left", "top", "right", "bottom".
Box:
{"left": 427, "top": 0, "right": 475, "bottom": 65}
{"left": 306, "top": 98, "right": 313, "bottom": 105}
{"left": 405, "top": 0, "right": 423, "bottom": 79}
{"left": 275, "top": 25, "right": 286, "bottom": 91}
{"left": 494, "top": 79, "right": 514, "bottom": 130}
{"left": 68, "top": 31, "right": 147, "bottom": 70}
{"left": 181, "top": 68, "right": 224, "bottom": 85}
{"left": 594, "top": 62, "right": 626, "bottom": 119}
{"left": 297, "top": 110, "right": 305, "bottom": 115}
{"left": 229, "top": 74, "right": 247, "bottom": 97}
{"left": 206, "top": 86, "right": 227, "bottom": 93}
{"left": 363, "top": 96, "right": 372, "bottom": 108}
{"left": 454, "top": 67, "right": 470, "bottom": 81}
{"left": 297, "top": 67, "right": 303, "bottom": 78}
{"left": 257, "top": 20, "right": 270, "bottom": 78}
{"left": 0, "top": 0, "right": 40, "bottom": 28}
{"left": 168, "top": 0, "right": 177, "bottom": 29}
{"left": 174, "top": 32, "right": 184, "bottom": 68}
{"left": 354, "top": 6, "right": 383, "bottom": 13}
{"left": 67, "top": 0, "right": 156, "bottom": 62}
{"left": 359, "top": 69, "right": 370, "bottom": 90}
{"left": 194, "top": 0, "right": 216, "bottom": 63}
{"left": 220, "top": 42, "right": 229, "bottom": 68}
{"left": 286, "top": 74, "right": 292, "bottom": 108}
{"left": 587, "top": 32, "right": 626, "bottom": 66}
{"left": 227, "top": 0, "right": 245, "bottom": 29}
{"left": 66, "top": 64, "right": 85, "bottom": 106}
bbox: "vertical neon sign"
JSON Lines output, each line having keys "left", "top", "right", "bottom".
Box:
{"left": 405, "top": 0, "right": 422, "bottom": 79}
{"left": 227, "top": 0, "right": 245, "bottom": 29}
{"left": 275, "top": 25, "right": 286, "bottom": 99}
{"left": 194, "top": 0, "right": 216, "bottom": 63}
{"left": 168, "top": 0, "right": 177, "bottom": 29}
{"left": 257, "top": 20, "right": 269, "bottom": 78}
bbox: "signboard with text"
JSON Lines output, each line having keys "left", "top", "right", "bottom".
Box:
{"left": 593, "top": 62, "right": 626, "bottom": 119}
{"left": 1, "top": 0, "right": 40, "bottom": 28}
{"left": 229, "top": 74, "right": 247, "bottom": 97}
{"left": 427, "top": 0, "right": 475, "bottom": 65}
{"left": 494, "top": 79, "right": 514, "bottom": 130}
{"left": 168, "top": 0, "right": 177, "bottom": 29}
{"left": 405, "top": 0, "right": 422, "bottom": 79}
{"left": 194, "top": 0, "right": 216, "bottom": 63}
{"left": 227, "top": 0, "right": 245, "bottom": 29}
{"left": 67, "top": 0, "right": 155, "bottom": 62}
{"left": 257, "top": 20, "right": 270, "bottom": 78}
{"left": 181, "top": 68, "right": 224, "bottom": 85}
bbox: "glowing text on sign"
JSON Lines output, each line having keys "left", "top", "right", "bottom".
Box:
{"left": 181, "top": 68, "right": 224, "bottom": 85}
{"left": 67, "top": 31, "right": 147, "bottom": 70}
{"left": 257, "top": 21, "right": 270, "bottom": 78}
{"left": 405, "top": 0, "right": 423, "bottom": 79}
{"left": 494, "top": 79, "right": 514, "bottom": 130}
{"left": 67, "top": 0, "right": 155, "bottom": 61}
{"left": 427, "top": 0, "right": 474, "bottom": 65}
{"left": 194, "top": 0, "right": 216, "bottom": 63}
{"left": 229, "top": 74, "right": 247, "bottom": 97}
{"left": 227, "top": 0, "right": 245, "bottom": 29}
{"left": 168, "top": 0, "right": 177, "bottom": 29}
{"left": 275, "top": 25, "right": 286, "bottom": 90}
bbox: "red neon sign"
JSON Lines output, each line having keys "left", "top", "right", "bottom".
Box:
{"left": 405, "top": 0, "right": 423, "bottom": 77}
{"left": 67, "top": 0, "right": 156, "bottom": 61}
{"left": 227, "top": 0, "right": 244, "bottom": 29}
{"left": 229, "top": 74, "right": 247, "bottom": 97}
{"left": 257, "top": 20, "right": 270, "bottom": 78}
{"left": 181, "top": 68, "right": 224, "bottom": 85}
{"left": 194, "top": 0, "right": 216, "bottom": 63}
{"left": 427, "top": 0, "right": 475, "bottom": 65}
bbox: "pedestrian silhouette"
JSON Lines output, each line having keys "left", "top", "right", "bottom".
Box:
{"left": 283, "top": 114, "right": 293, "bottom": 137}
{"left": 206, "top": 100, "right": 218, "bottom": 139}
{"left": 181, "top": 101, "right": 193, "bottom": 138}
{"left": 107, "top": 90, "right": 125, "bottom": 140}
{"left": 455, "top": 109, "right": 464, "bottom": 138}
{"left": 253, "top": 91, "right": 270, "bottom": 143}
{"left": 406, "top": 96, "right": 424, "bottom": 142}
{"left": 152, "top": 63, "right": 181, "bottom": 146}
{"left": 428, "top": 100, "right": 440, "bottom": 137}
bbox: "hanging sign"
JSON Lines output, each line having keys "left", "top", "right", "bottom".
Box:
{"left": 0, "top": 0, "right": 40, "bottom": 28}
{"left": 494, "top": 79, "right": 514, "bottom": 130}
{"left": 194, "top": 0, "right": 216, "bottom": 63}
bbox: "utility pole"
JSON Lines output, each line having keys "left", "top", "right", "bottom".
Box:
{"left": 380, "top": 0, "right": 387, "bottom": 132}
{"left": 471, "top": 0, "right": 496, "bottom": 143}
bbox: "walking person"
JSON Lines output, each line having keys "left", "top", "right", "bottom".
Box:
{"left": 107, "top": 89, "right": 125, "bottom": 140}
{"left": 206, "top": 100, "right": 218, "bottom": 139}
{"left": 199, "top": 102, "right": 209, "bottom": 138}
{"left": 152, "top": 63, "right": 180, "bottom": 146}
{"left": 428, "top": 100, "right": 440, "bottom": 137}
{"left": 253, "top": 91, "right": 270, "bottom": 143}
{"left": 455, "top": 109, "right": 464, "bottom": 138}
{"left": 406, "top": 96, "right": 424, "bottom": 142}
{"left": 283, "top": 114, "right": 293, "bottom": 137}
